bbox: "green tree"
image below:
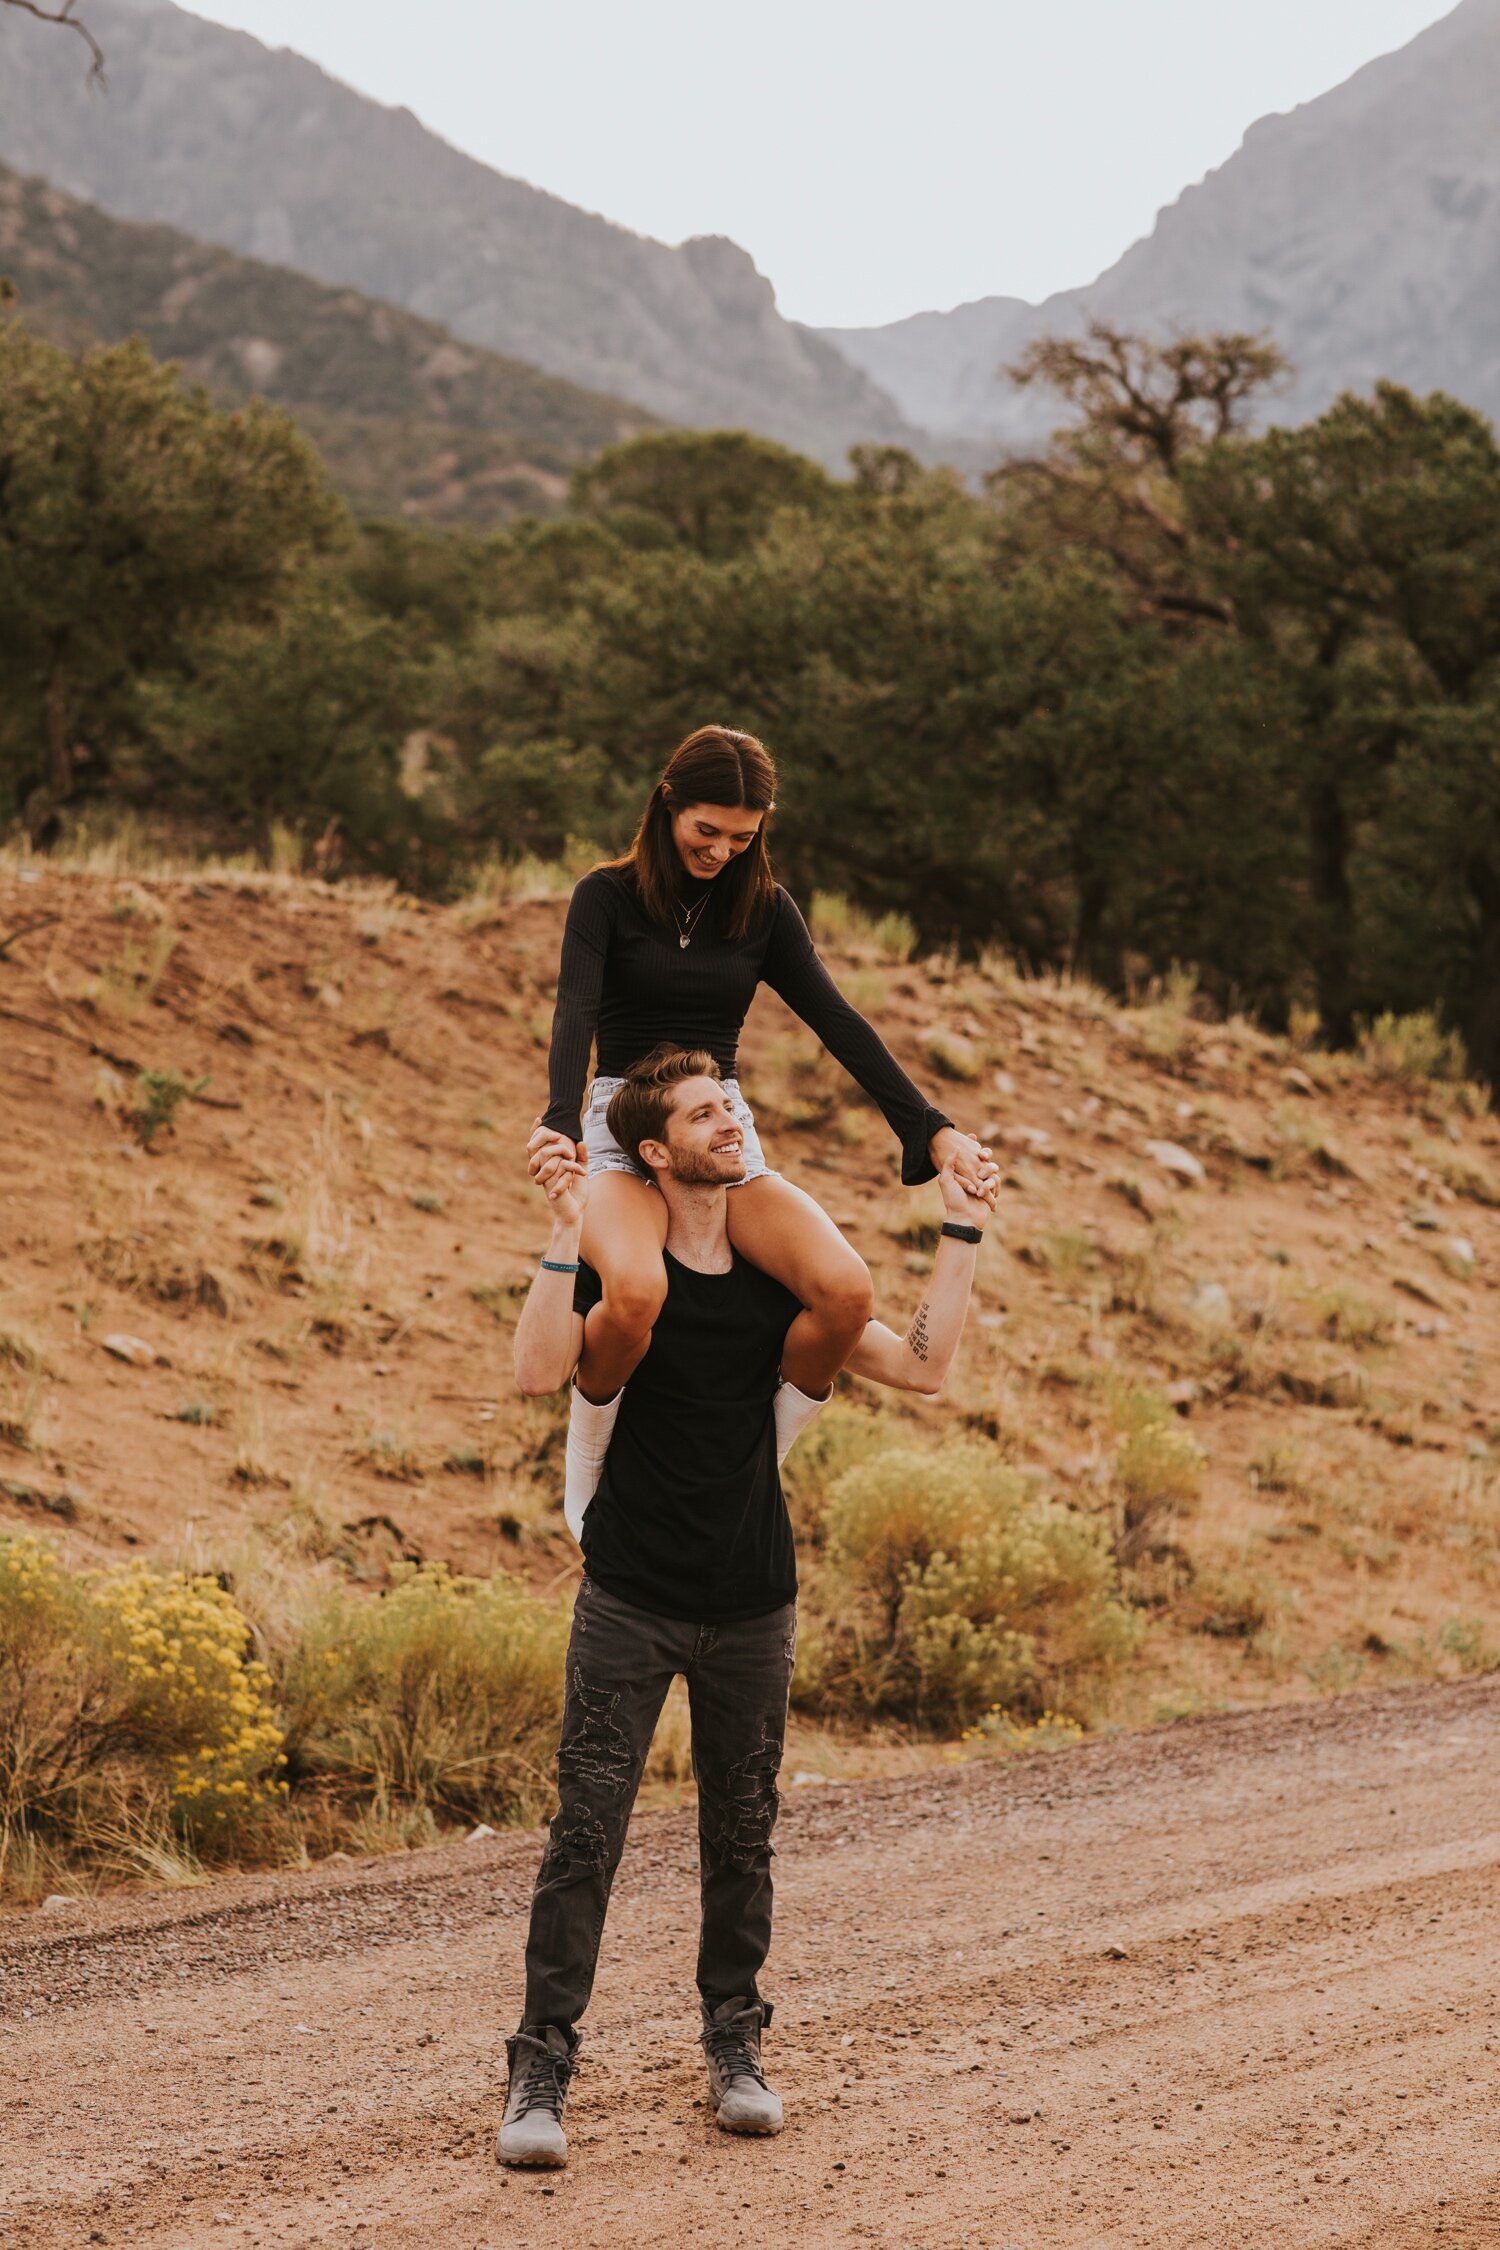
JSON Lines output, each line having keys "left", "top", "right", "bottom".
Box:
{"left": 0, "top": 323, "right": 344, "bottom": 834}
{"left": 1352, "top": 688, "right": 1500, "bottom": 1084}
{"left": 570, "top": 428, "right": 838, "bottom": 559}
{"left": 1185, "top": 382, "right": 1500, "bottom": 1049}
{"left": 134, "top": 579, "right": 435, "bottom": 876}
{"left": 994, "top": 321, "right": 1287, "bottom": 626}
{"left": 463, "top": 462, "right": 1244, "bottom": 975}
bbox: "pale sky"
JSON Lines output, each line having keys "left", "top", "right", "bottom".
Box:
{"left": 186, "top": 0, "right": 1459, "bottom": 329}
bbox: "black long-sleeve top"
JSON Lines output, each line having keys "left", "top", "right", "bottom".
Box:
{"left": 541, "top": 867, "right": 951, "bottom": 1186}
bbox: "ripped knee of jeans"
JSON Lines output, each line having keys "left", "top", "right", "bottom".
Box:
{"left": 555, "top": 1672, "right": 636, "bottom": 1796}
{"left": 539, "top": 1804, "right": 615, "bottom": 1878}
{"left": 700, "top": 1719, "right": 784, "bottom": 1874}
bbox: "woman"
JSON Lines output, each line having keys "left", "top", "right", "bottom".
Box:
{"left": 527, "top": 725, "right": 996, "bottom": 1399}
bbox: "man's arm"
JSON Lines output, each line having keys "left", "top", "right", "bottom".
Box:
{"left": 513, "top": 1137, "right": 588, "bottom": 1397}
{"left": 843, "top": 1161, "right": 995, "bottom": 1397}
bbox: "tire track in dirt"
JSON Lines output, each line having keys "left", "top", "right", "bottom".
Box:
{"left": 3, "top": 1677, "right": 1499, "bottom": 2249}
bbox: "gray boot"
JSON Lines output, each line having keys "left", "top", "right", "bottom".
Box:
{"left": 700, "top": 1996, "right": 784, "bottom": 2136}
{"left": 496, "top": 2025, "right": 577, "bottom": 2168}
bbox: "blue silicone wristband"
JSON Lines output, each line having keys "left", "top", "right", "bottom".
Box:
{"left": 540, "top": 1258, "right": 580, "bottom": 1274}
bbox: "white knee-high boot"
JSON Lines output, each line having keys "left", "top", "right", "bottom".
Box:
{"left": 774, "top": 1378, "right": 832, "bottom": 1465}
{"left": 563, "top": 1382, "right": 621, "bottom": 1542}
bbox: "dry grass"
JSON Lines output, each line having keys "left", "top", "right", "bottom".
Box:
{"left": 1310, "top": 1286, "right": 1397, "bottom": 1350}
{"left": 1273, "top": 1105, "right": 1360, "bottom": 1181}
{"left": 923, "top": 1027, "right": 985, "bottom": 1083}
{"left": 0, "top": 1374, "right": 44, "bottom": 1452}
{"left": 351, "top": 1426, "right": 424, "bottom": 1482}
{"left": 0, "top": 1322, "right": 49, "bottom": 1376}
{"left": 809, "top": 892, "right": 917, "bottom": 963}
{"left": 1356, "top": 1010, "right": 1471, "bottom": 1086}
{"left": 82, "top": 924, "right": 181, "bottom": 1028}
{"left": 1129, "top": 968, "right": 1203, "bottom": 1069}
{"left": 1408, "top": 1136, "right": 1500, "bottom": 1207}
{"left": 455, "top": 854, "right": 577, "bottom": 930}
{"left": 80, "top": 1226, "right": 238, "bottom": 1315}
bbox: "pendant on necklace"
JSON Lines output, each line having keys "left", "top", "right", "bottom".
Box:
{"left": 679, "top": 934, "right": 691, "bottom": 949}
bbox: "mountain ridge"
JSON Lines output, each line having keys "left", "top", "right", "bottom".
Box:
{"left": 0, "top": 0, "right": 916, "bottom": 467}
{"left": 0, "top": 158, "right": 658, "bottom": 523}
{"left": 823, "top": 0, "right": 1500, "bottom": 451}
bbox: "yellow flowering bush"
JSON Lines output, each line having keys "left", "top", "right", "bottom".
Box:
{"left": 961, "top": 1707, "right": 1086, "bottom": 1756}
{"left": 2, "top": 1534, "right": 113, "bottom": 1864}
{"left": 0, "top": 1534, "right": 284, "bottom": 1885}
{"left": 93, "top": 1566, "right": 285, "bottom": 1828}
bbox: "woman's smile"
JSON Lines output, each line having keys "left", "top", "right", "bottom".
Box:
{"left": 669, "top": 799, "right": 766, "bottom": 882}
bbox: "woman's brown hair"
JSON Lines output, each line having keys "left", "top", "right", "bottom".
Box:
{"left": 609, "top": 726, "right": 777, "bottom": 941}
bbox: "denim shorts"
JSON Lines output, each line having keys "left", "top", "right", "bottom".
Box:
{"left": 582, "top": 1073, "right": 770, "bottom": 1186}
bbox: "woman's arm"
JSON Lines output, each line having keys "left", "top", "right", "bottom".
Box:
{"left": 513, "top": 1159, "right": 589, "bottom": 1396}
{"left": 761, "top": 889, "right": 968, "bottom": 1187}
{"left": 538, "top": 870, "right": 614, "bottom": 1152}
{"left": 844, "top": 1161, "right": 996, "bottom": 1396}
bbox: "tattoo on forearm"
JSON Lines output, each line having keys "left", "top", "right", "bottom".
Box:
{"left": 907, "top": 1302, "right": 931, "bottom": 1363}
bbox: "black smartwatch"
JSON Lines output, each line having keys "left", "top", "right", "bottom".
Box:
{"left": 940, "top": 1221, "right": 983, "bottom": 1244}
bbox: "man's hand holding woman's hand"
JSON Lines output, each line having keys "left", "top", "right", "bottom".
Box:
{"left": 937, "top": 1151, "right": 998, "bottom": 1231}
{"left": 928, "top": 1123, "right": 1000, "bottom": 1202}
{"left": 527, "top": 1121, "right": 586, "bottom": 1190}
{"left": 528, "top": 1118, "right": 589, "bottom": 1228}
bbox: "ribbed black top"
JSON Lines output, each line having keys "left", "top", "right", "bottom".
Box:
{"left": 541, "top": 867, "right": 951, "bottom": 1185}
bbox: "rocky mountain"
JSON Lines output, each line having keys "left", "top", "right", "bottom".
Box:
{"left": 0, "top": 159, "right": 656, "bottom": 523}
{"left": 0, "top": 0, "right": 914, "bottom": 467}
{"left": 824, "top": 0, "right": 1500, "bottom": 453}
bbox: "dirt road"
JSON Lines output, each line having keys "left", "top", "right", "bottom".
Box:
{"left": 4, "top": 1678, "right": 1499, "bottom": 2250}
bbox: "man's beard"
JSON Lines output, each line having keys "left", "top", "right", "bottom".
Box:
{"left": 666, "top": 1145, "right": 746, "bottom": 1186}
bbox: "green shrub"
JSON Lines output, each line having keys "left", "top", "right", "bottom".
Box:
{"left": 804, "top": 1443, "right": 1140, "bottom": 1730}
{"left": 130, "top": 1068, "right": 209, "bottom": 1149}
{"left": 1191, "top": 1563, "right": 1278, "bottom": 1640}
{"left": 278, "top": 1563, "right": 567, "bottom": 1826}
{"left": 1110, "top": 1395, "right": 1206, "bottom": 1564}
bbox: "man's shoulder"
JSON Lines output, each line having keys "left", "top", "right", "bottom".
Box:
{"left": 730, "top": 1250, "right": 802, "bottom": 1317}
{"left": 655, "top": 1251, "right": 796, "bottom": 1324}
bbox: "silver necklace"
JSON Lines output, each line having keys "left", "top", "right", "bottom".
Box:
{"left": 672, "top": 893, "right": 711, "bottom": 950}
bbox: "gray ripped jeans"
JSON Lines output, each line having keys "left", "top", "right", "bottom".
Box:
{"left": 521, "top": 1576, "right": 797, "bottom": 2037}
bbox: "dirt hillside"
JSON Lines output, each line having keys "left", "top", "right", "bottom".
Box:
{"left": 3, "top": 859, "right": 1499, "bottom": 1722}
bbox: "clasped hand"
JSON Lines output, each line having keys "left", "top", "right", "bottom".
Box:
{"left": 527, "top": 1119, "right": 588, "bottom": 1217}
{"left": 929, "top": 1124, "right": 1000, "bottom": 1203}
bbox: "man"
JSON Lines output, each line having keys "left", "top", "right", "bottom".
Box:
{"left": 502, "top": 1045, "right": 995, "bottom": 2169}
